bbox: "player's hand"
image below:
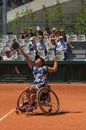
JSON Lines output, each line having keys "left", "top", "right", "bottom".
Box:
{"left": 50, "top": 57, "right": 57, "bottom": 61}
{"left": 53, "top": 57, "right": 57, "bottom": 61}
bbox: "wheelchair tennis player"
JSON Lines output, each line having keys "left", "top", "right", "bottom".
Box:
{"left": 19, "top": 47, "right": 58, "bottom": 111}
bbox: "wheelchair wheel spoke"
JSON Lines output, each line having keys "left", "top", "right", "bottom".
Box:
{"left": 37, "top": 87, "right": 60, "bottom": 115}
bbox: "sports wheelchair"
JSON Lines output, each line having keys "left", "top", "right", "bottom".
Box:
{"left": 16, "top": 86, "right": 60, "bottom": 115}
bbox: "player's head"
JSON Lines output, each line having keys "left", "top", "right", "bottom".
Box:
{"left": 35, "top": 55, "right": 45, "bottom": 67}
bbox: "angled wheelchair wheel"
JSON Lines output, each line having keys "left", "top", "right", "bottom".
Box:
{"left": 37, "top": 87, "right": 60, "bottom": 115}
{"left": 16, "top": 90, "right": 29, "bottom": 112}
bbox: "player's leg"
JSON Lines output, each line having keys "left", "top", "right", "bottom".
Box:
{"left": 24, "top": 85, "right": 31, "bottom": 105}
{"left": 26, "top": 86, "right": 38, "bottom": 111}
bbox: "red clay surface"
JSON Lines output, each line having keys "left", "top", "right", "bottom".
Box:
{"left": 0, "top": 83, "right": 86, "bottom": 130}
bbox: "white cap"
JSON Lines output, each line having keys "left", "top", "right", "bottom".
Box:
{"left": 52, "top": 27, "right": 56, "bottom": 31}
{"left": 36, "top": 26, "right": 40, "bottom": 31}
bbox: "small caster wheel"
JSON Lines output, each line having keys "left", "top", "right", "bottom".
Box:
{"left": 15, "top": 107, "right": 19, "bottom": 115}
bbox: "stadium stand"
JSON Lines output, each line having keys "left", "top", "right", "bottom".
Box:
{"left": 69, "top": 34, "right": 78, "bottom": 42}
{"left": 0, "top": 0, "right": 85, "bottom": 61}
{"left": 0, "top": 33, "right": 86, "bottom": 61}
{"left": 78, "top": 35, "right": 86, "bottom": 42}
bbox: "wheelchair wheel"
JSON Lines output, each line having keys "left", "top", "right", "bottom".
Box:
{"left": 16, "top": 90, "right": 29, "bottom": 112}
{"left": 37, "top": 87, "right": 60, "bottom": 115}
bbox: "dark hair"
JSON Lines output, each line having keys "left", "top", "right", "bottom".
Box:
{"left": 45, "top": 27, "right": 49, "bottom": 30}
{"left": 35, "top": 55, "right": 45, "bottom": 65}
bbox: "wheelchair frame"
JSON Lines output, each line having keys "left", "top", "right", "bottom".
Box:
{"left": 16, "top": 86, "right": 60, "bottom": 115}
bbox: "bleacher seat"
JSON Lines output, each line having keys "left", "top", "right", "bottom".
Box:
{"left": 68, "top": 49, "right": 86, "bottom": 60}
{"left": 25, "top": 38, "right": 30, "bottom": 44}
{"left": 69, "top": 34, "right": 78, "bottom": 42}
{"left": 6, "top": 42, "right": 12, "bottom": 48}
{"left": 46, "top": 50, "right": 55, "bottom": 61}
{"left": 2, "top": 35, "right": 9, "bottom": 42}
{"left": 8, "top": 35, "right": 17, "bottom": 40}
{"left": 23, "top": 46, "right": 29, "bottom": 54}
{"left": 56, "top": 51, "right": 64, "bottom": 61}
{"left": 0, "top": 50, "right": 5, "bottom": 56}
{"left": 27, "top": 50, "right": 36, "bottom": 61}
{"left": 71, "top": 50, "right": 86, "bottom": 54}
{"left": 16, "top": 55, "right": 25, "bottom": 61}
{"left": 0, "top": 42, "right": 4, "bottom": 51}
{"left": 37, "top": 50, "right": 45, "bottom": 59}
{"left": 18, "top": 39, "right": 25, "bottom": 46}
{"left": 78, "top": 35, "right": 86, "bottom": 42}
{"left": 66, "top": 34, "right": 70, "bottom": 41}
{"left": 1, "top": 39, "right": 7, "bottom": 47}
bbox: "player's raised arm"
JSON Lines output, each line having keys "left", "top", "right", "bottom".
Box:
{"left": 48, "top": 57, "right": 58, "bottom": 72}
{"left": 19, "top": 47, "right": 33, "bottom": 70}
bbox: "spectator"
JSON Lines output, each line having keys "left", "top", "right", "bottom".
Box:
{"left": 56, "top": 36, "right": 67, "bottom": 51}
{"left": 2, "top": 49, "right": 14, "bottom": 61}
{"left": 35, "top": 26, "right": 43, "bottom": 38}
{"left": 2, "top": 48, "right": 20, "bottom": 74}
{"left": 56, "top": 35, "right": 74, "bottom": 60}
{"left": 43, "top": 27, "right": 51, "bottom": 38}
{"left": 50, "top": 28, "right": 60, "bottom": 42}
{"left": 50, "top": 27, "right": 57, "bottom": 38}
{"left": 18, "top": 45, "right": 58, "bottom": 111}
{"left": 56, "top": 30, "right": 60, "bottom": 42}
{"left": 60, "top": 29, "right": 74, "bottom": 48}
{"left": 19, "top": 31, "right": 25, "bottom": 39}
{"left": 10, "top": 38, "right": 20, "bottom": 55}
{"left": 26, "top": 27, "right": 34, "bottom": 38}
{"left": 28, "top": 37, "right": 37, "bottom": 51}
{"left": 60, "top": 29, "right": 67, "bottom": 42}
{"left": 48, "top": 37, "right": 57, "bottom": 53}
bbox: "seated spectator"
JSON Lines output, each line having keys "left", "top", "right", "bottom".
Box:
{"left": 56, "top": 36, "right": 67, "bottom": 51}
{"left": 56, "top": 35, "right": 74, "bottom": 60}
{"left": 35, "top": 26, "right": 43, "bottom": 38}
{"left": 60, "top": 29, "right": 67, "bottom": 42}
{"left": 60, "top": 29, "right": 74, "bottom": 48}
{"left": 56, "top": 30, "right": 60, "bottom": 42}
{"left": 2, "top": 49, "right": 14, "bottom": 61}
{"left": 19, "top": 31, "right": 25, "bottom": 39}
{"left": 10, "top": 38, "right": 20, "bottom": 55}
{"left": 48, "top": 37, "right": 57, "bottom": 53}
{"left": 2, "top": 48, "right": 20, "bottom": 74}
{"left": 50, "top": 28, "right": 57, "bottom": 37}
{"left": 50, "top": 28, "right": 60, "bottom": 42}
{"left": 28, "top": 37, "right": 37, "bottom": 51}
{"left": 43, "top": 27, "right": 51, "bottom": 39}
{"left": 26, "top": 27, "right": 34, "bottom": 38}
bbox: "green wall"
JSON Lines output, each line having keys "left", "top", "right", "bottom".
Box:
{"left": 0, "top": 60, "right": 86, "bottom": 83}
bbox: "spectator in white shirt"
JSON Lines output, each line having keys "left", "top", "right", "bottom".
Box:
{"left": 56, "top": 36, "right": 67, "bottom": 51}
{"left": 28, "top": 37, "right": 37, "bottom": 51}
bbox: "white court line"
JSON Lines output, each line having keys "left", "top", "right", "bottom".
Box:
{"left": 0, "top": 108, "right": 15, "bottom": 122}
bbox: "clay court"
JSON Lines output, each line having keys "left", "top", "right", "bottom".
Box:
{"left": 0, "top": 83, "right": 86, "bottom": 130}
